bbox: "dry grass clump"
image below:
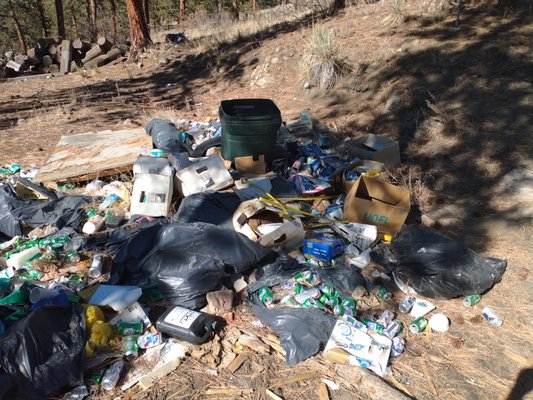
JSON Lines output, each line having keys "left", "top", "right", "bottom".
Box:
{"left": 300, "top": 26, "right": 351, "bottom": 89}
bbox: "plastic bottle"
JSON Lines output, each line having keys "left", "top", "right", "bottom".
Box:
{"left": 6, "top": 247, "right": 42, "bottom": 269}
{"left": 155, "top": 305, "right": 215, "bottom": 345}
{"left": 82, "top": 215, "right": 105, "bottom": 234}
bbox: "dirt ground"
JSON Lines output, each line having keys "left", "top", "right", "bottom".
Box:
{"left": 0, "top": 1, "right": 532, "bottom": 399}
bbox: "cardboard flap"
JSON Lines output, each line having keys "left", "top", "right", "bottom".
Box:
{"left": 235, "top": 155, "right": 266, "bottom": 175}
{"left": 355, "top": 176, "right": 410, "bottom": 207}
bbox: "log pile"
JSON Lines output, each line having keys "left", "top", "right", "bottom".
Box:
{"left": 2, "top": 36, "right": 126, "bottom": 79}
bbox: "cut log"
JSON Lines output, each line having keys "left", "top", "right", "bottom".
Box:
{"left": 73, "top": 39, "right": 91, "bottom": 52}
{"left": 37, "top": 37, "right": 58, "bottom": 49}
{"left": 49, "top": 64, "right": 60, "bottom": 73}
{"left": 42, "top": 55, "right": 53, "bottom": 67}
{"left": 83, "top": 46, "right": 122, "bottom": 69}
{"left": 97, "top": 37, "right": 114, "bottom": 52}
{"left": 39, "top": 65, "right": 50, "bottom": 74}
{"left": 81, "top": 45, "right": 104, "bottom": 65}
{"left": 48, "top": 44, "right": 58, "bottom": 55}
{"left": 60, "top": 40, "right": 72, "bottom": 74}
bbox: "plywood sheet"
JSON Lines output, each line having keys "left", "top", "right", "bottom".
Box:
{"left": 34, "top": 128, "right": 151, "bottom": 183}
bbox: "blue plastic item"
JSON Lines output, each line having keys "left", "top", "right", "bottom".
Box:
{"left": 303, "top": 234, "right": 345, "bottom": 262}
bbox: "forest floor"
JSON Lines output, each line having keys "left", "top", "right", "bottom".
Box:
{"left": 0, "top": 1, "right": 532, "bottom": 399}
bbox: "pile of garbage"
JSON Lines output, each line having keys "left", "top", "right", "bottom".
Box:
{"left": 0, "top": 99, "right": 507, "bottom": 399}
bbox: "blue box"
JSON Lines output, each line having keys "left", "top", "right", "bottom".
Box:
{"left": 303, "top": 234, "right": 345, "bottom": 262}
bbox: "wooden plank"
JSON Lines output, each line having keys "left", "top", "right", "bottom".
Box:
{"left": 60, "top": 40, "right": 72, "bottom": 74}
{"left": 226, "top": 353, "right": 248, "bottom": 374}
{"left": 270, "top": 372, "right": 319, "bottom": 387}
{"left": 265, "top": 389, "right": 284, "bottom": 400}
{"left": 33, "top": 128, "right": 151, "bottom": 183}
{"left": 315, "top": 382, "right": 329, "bottom": 400}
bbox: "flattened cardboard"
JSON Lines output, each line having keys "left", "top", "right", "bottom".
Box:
{"left": 343, "top": 175, "right": 410, "bottom": 235}
{"left": 235, "top": 155, "right": 267, "bottom": 175}
{"left": 346, "top": 134, "right": 400, "bottom": 168}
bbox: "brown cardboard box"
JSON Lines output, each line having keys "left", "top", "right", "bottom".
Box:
{"left": 346, "top": 134, "right": 400, "bottom": 168}
{"left": 343, "top": 175, "right": 410, "bottom": 235}
{"left": 341, "top": 159, "right": 386, "bottom": 193}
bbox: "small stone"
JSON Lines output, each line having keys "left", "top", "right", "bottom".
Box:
{"left": 303, "top": 81, "right": 311, "bottom": 90}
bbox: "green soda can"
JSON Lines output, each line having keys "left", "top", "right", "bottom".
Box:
{"left": 463, "top": 294, "right": 482, "bottom": 307}
{"left": 361, "top": 318, "right": 384, "bottom": 334}
{"left": 313, "top": 300, "right": 328, "bottom": 312}
{"left": 325, "top": 296, "right": 340, "bottom": 307}
{"left": 281, "top": 295, "right": 298, "bottom": 307}
{"left": 371, "top": 286, "right": 392, "bottom": 301}
{"left": 258, "top": 286, "right": 274, "bottom": 307}
{"left": 341, "top": 297, "right": 356, "bottom": 308}
{"left": 318, "top": 293, "right": 329, "bottom": 304}
{"left": 123, "top": 335, "right": 139, "bottom": 361}
{"left": 67, "top": 251, "right": 81, "bottom": 263}
{"left": 118, "top": 322, "right": 143, "bottom": 336}
{"left": 89, "top": 367, "right": 106, "bottom": 384}
{"left": 293, "top": 282, "right": 303, "bottom": 294}
{"left": 301, "top": 299, "right": 313, "bottom": 308}
{"left": 320, "top": 284, "right": 336, "bottom": 297}
{"left": 409, "top": 317, "right": 428, "bottom": 333}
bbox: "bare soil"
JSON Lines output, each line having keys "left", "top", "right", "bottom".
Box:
{"left": 1, "top": 2, "right": 532, "bottom": 399}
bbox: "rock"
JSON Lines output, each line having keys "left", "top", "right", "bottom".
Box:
{"left": 498, "top": 167, "right": 533, "bottom": 200}
{"left": 303, "top": 81, "right": 312, "bottom": 90}
{"left": 271, "top": 57, "right": 279, "bottom": 64}
{"left": 16, "top": 118, "right": 26, "bottom": 125}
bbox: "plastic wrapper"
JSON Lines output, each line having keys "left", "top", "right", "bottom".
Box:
{"left": 371, "top": 225, "right": 507, "bottom": 299}
{"left": 144, "top": 119, "right": 192, "bottom": 154}
{"left": 249, "top": 255, "right": 366, "bottom": 365}
{"left": 0, "top": 304, "right": 86, "bottom": 399}
{"left": 107, "top": 222, "right": 277, "bottom": 309}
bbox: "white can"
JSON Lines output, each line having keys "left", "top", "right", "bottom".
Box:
{"left": 82, "top": 215, "right": 105, "bottom": 235}
{"left": 88, "top": 255, "right": 103, "bottom": 278}
{"left": 482, "top": 307, "right": 503, "bottom": 327}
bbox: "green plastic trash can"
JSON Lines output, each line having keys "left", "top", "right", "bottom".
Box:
{"left": 220, "top": 99, "right": 282, "bottom": 164}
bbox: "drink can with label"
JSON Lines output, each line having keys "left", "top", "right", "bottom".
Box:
{"left": 118, "top": 321, "right": 143, "bottom": 336}
{"left": 464, "top": 294, "right": 482, "bottom": 307}
{"left": 399, "top": 296, "right": 416, "bottom": 313}
{"left": 361, "top": 318, "right": 384, "bottom": 334}
{"left": 88, "top": 255, "right": 103, "bottom": 278}
{"left": 392, "top": 337, "right": 405, "bottom": 356}
{"left": 378, "top": 310, "right": 394, "bottom": 327}
{"left": 372, "top": 286, "right": 392, "bottom": 301}
{"left": 320, "top": 284, "right": 336, "bottom": 297}
{"left": 409, "top": 317, "right": 428, "bottom": 333}
{"left": 294, "top": 288, "right": 321, "bottom": 304}
{"left": 123, "top": 335, "right": 139, "bottom": 361}
{"left": 481, "top": 307, "right": 503, "bottom": 326}
{"left": 101, "top": 360, "right": 125, "bottom": 391}
{"left": 258, "top": 286, "right": 274, "bottom": 307}
{"left": 341, "top": 297, "right": 356, "bottom": 309}
{"left": 293, "top": 282, "right": 303, "bottom": 294}
{"left": 384, "top": 320, "right": 404, "bottom": 338}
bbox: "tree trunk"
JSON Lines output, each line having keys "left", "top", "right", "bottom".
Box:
{"left": 9, "top": 2, "right": 27, "bottom": 54}
{"left": 55, "top": 0, "right": 66, "bottom": 38}
{"left": 71, "top": 5, "right": 80, "bottom": 38}
{"left": 252, "top": 0, "right": 256, "bottom": 12}
{"left": 179, "top": 0, "right": 185, "bottom": 29}
{"left": 86, "top": 0, "right": 98, "bottom": 42}
{"left": 109, "top": 0, "right": 118, "bottom": 42}
{"left": 231, "top": 0, "right": 239, "bottom": 21}
{"left": 143, "top": 0, "right": 150, "bottom": 26}
{"left": 36, "top": 0, "right": 49, "bottom": 37}
{"left": 126, "top": 0, "right": 151, "bottom": 56}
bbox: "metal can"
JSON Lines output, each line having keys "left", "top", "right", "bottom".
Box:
{"left": 464, "top": 294, "right": 482, "bottom": 307}
{"left": 67, "top": 251, "right": 81, "bottom": 263}
{"left": 378, "top": 310, "right": 395, "bottom": 327}
{"left": 101, "top": 360, "right": 125, "bottom": 391}
{"left": 372, "top": 286, "right": 392, "bottom": 301}
{"left": 481, "top": 307, "right": 503, "bottom": 327}
{"left": 333, "top": 305, "right": 355, "bottom": 317}
{"left": 392, "top": 337, "right": 405, "bottom": 357}
{"left": 398, "top": 296, "right": 416, "bottom": 313}
{"left": 361, "top": 318, "right": 384, "bottom": 334}
{"left": 123, "top": 335, "right": 139, "bottom": 361}
{"left": 294, "top": 288, "right": 321, "bottom": 304}
{"left": 312, "top": 299, "right": 328, "bottom": 312}
{"left": 293, "top": 282, "right": 303, "bottom": 294}
{"left": 301, "top": 299, "right": 314, "bottom": 308}
{"left": 293, "top": 271, "right": 320, "bottom": 287}
{"left": 409, "top": 317, "right": 428, "bottom": 333}
{"left": 88, "top": 367, "right": 106, "bottom": 384}
{"left": 384, "top": 320, "right": 404, "bottom": 339}
{"left": 281, "top": 295, "right": 298, "bottom": 307}
{"left": 88, "top": 255, "right": 103, "bottom": 278}
{"left": 137, "top": 332, "right": 163, "bottom": 349}
{"left": 341, "top": 297, "right": 356, "bottom": 308}
{"left": 258, "top": 286, "right": 274, "bottom": 307}
{"left": 118, "top": 321, "right": 143, "bottom": 336}
{"left": 324, "top": 295, "right": 340, "bottom": 307}
{"left": 320, "top": 284, "right": 336, "bottom": 297}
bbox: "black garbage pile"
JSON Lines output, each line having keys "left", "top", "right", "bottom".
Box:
{"left": 0, "top": 99, "right": 507, "bottom": 398}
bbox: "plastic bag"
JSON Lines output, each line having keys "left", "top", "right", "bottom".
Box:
{"left": 171, "top": 191, "right": 241, "bottom": 229}
{"left": 0, "top": 304, "right": 86, "bottom": 399}
{"left": 110, "top": 222, "right": 277, "bottom": 309}
{"left": 249, "top": 255, "right": 366, "bottom": 365}
{"left": 371, "top": 225, "right": 507, "bottom": 299}
{"left": 145, "top": 119, "right": 192, "bottom": 154}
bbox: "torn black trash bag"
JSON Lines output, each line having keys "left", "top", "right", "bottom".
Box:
{"left": 249, "top": 256, "right": 366, "bottom": 365}
{"left": 371, "top": 225, "right": 507, "bottom": 299}
{"left": 111, "top": 222, "right": 277, "bottom": 309}
{"left": 0, "top": 304, "right": 86, "bottom": 400}
{"left": 171, "top": 191, "right": 241, "bottom": 229}
{"left": 145, "top": 119, "right": 192, "bottom": 154}
{"left": 0, "top": 182, "right": 91, "bottom": 239}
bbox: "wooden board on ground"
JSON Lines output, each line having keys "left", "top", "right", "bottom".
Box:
{"left": 34, "top": 128, "right": 151, "bottom": 183}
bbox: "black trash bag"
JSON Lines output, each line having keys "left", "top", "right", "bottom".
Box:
{"left": 171, "top": 191, "right": 241, "bottom": 229}
{"left": 0, "top": 183, "right": 92, "bottom": 239}
{"left": 145, "top": 119, "right": 192, "bottom": 154}
{"left": 371, "top": 225, "right": 507, "bottom": 299}
{"left": 249, "top": 256, "right": 366, "bottom": 365}
{"left": 0, "top": 304, "right": 86, "bottom": 399}
{"left": 111, "top": 222, "right": 277, "bottom": 309}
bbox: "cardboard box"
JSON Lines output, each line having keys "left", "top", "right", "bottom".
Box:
{"left": 130, "top": 173, "right": 173, "bottom": 217}
{"left": 341, "top": 159, "right": 386, "bottom": 193}
{"left": 176, "top": 155, "right": 233, "bottom": 196}
{"left": 346, "top": 134, "right": 400, "bottom": 168}
{"left": 343, "top": 175, "right": 410, "bottom": 235}
{"left": 303, "top": 234, "right": 345, "bottom": 262}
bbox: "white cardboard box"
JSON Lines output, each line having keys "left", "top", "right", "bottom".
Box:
{"left": 176, "top": 155, "right": 233, "bottom": 196}
{"left": 130, "top": 173, "right": 173, "bottom": 217}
